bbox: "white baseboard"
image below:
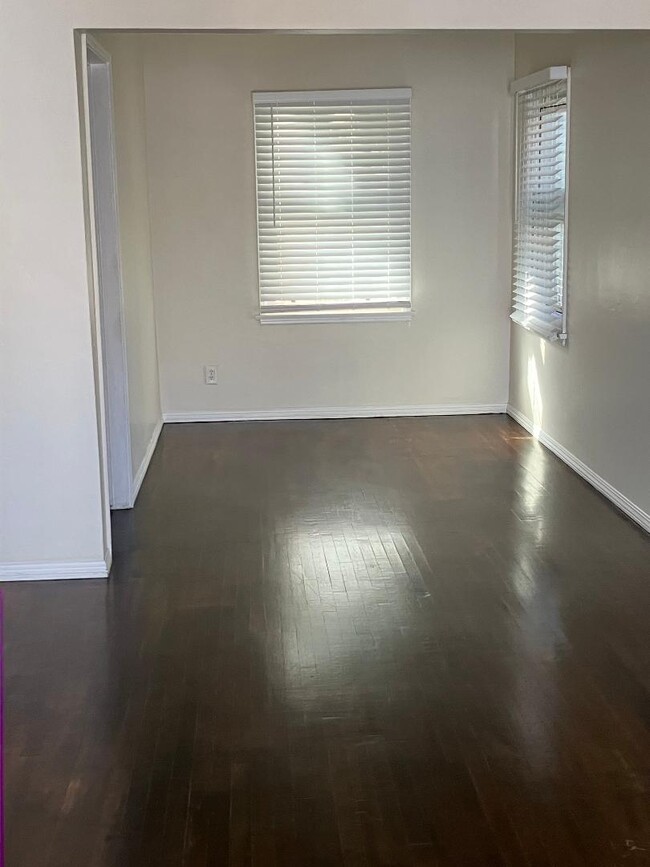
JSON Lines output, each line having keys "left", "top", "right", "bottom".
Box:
{"left": 507, "top": 404, "right": 650, "bottom": 534}
{"left": 131, "top": 417, "right": 163, "bottom": 505}
{"left": 0, "top": 558, "right": 110, "bottom": 583}
{"left": 163, "top": 403, "right": 507, "bottom": 423}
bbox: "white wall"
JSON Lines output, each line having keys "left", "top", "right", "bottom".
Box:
{"left": 2, "top": 4, "right": 649, "bottom": 577}
{"left": 99, "top": 33, "right": 162, "bottom": 485}
{"left": 0, "top": 27, "right": 107, "bottom": 573}
{"left": 509, "top": 32, "right": 650, "bottom": 524}
{"left": 143, "top": 33, "right": 513, "bottom": 417}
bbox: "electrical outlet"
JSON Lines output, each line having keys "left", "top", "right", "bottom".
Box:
{"left": 204, "top": 365, "right": 218, "bottom": 385}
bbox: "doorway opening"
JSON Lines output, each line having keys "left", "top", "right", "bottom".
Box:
{"left": 80, "top": 34, "right": 133, "bottom": 568}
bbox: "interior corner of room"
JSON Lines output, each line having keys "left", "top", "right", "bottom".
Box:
{"left": 1, "top": 28, "right": 649, "bottom": 583}
{"left": 3, "top": 14, "right": 650, "bottom": 863}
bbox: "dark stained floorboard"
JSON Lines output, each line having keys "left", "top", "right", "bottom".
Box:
{"left": 4, "top": 415, "right": 650, "bottom": 866}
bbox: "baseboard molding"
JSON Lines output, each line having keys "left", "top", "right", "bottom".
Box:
{"left": 131, "top": 417, "right": 163, "bottom": 505}
{"left": 507, "top": 405, "right": 650, "bottom": 534}
{"left": 163, "top": 404, "right": 507, "bottom": 423}
{"left": 0, "top": 558, "right": 110, "bottom": 583}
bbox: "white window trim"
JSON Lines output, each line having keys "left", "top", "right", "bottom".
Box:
{"left": 253, "top": 87, "right": 412, "bottom": 324}
{"left": 253, "top": 87, "right": 412, "bottom": 106}
{"left": 509, "top": 65, "right": 569, "bottom": 95}
{"left": 511, "top": 66, "right": 571, "bottom": 345}
{"left": 257, "top": 308, "right": 413, "bottom": 325}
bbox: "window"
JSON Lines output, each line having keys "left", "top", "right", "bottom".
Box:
{"left": 253, "top": 88, "right": 412, "bottom": 322}
{"left": 511, "top": 67, "right": 570, "bottom": 343}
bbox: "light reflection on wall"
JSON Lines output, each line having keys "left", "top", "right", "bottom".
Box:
{"left": 527, "top": 352, "right": 544, "bottom": 435}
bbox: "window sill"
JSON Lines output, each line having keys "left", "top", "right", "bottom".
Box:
{"left": 511, "top": 318, "right": 567, "bottom": 345}
{"left": 258, "top": 308, "right": 413, "bottom": 325}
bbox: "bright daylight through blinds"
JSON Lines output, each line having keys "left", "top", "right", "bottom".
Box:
{"left": 512, "top": 76, "right": 568, "bottom": 341}
{"left": 253, "top": 89, "right": 412, "bottom": 319}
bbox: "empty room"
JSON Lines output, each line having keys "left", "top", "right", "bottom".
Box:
{"left": 1, "top": 4, "right": 650, "bottom": 866}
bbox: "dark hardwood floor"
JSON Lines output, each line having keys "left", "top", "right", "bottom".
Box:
{"left": 4, "top": 415, "right": 650, "bottom": 866}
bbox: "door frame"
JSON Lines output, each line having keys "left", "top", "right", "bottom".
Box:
{"left": 80, "top": 32, "right": 133, "bottom": 535}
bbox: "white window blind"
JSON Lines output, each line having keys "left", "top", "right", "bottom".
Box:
{"left": 253, "top": 88, "right": 412, "bottom": 321}
{"left": 512, "top": 69, "right": 569, "bottom": 342}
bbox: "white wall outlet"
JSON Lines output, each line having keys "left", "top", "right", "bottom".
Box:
{"left": 204, "top": 365, "right": 218, "bottom": 385}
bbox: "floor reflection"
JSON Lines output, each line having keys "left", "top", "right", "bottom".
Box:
{"left": 3, "top": 416, "right": 650, "bottom": 865}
